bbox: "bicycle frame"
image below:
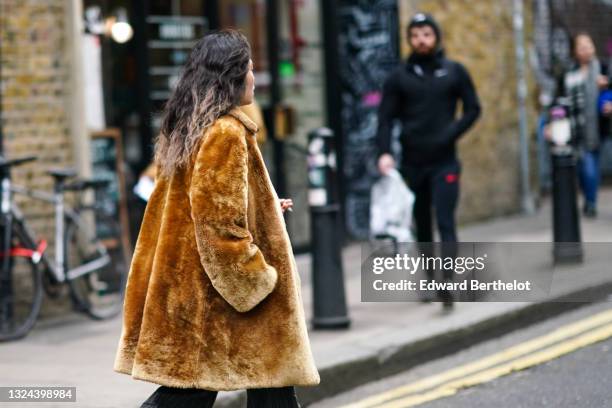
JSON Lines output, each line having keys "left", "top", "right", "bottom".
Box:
{"left": 4, "top": 178, "right": 111, "bottom": 284}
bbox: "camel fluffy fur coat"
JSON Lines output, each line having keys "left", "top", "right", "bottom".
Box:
{"left": 113, "top": 108, "right": 320, "bottom": 391}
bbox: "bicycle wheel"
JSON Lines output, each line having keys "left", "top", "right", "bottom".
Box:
{"left": 65, "top": 211, "right": 127, "bottom": 320}
{"left": 0, "top": 221, "right": 43, "bottom": 342}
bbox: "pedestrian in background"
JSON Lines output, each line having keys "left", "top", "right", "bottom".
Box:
{"left": 376, "top": 13, "right": 481, "bottom": 309}
{"left": 113, "top": 29, "right": 319, "bottom": 407}
{"left": 551, "top": 32, "right": 612, "bottom": 218}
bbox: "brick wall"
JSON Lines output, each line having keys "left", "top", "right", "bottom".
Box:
{"left": 1, "top": 0, "right": 76, "bottom": 316}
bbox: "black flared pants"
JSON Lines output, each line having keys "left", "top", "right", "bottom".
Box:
{"left": 140, "top": 385, "right": 301, "bottom": 408}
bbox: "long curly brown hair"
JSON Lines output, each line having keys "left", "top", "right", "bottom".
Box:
{"left": 153, "top": 29, "right": 251, "bottom": 178}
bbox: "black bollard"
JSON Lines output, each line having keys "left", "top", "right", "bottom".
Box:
{"left": 548, "top": 105, "right": 583, "bottom": 264}
{"left": 307, "top": 128, "right": 350, "bottom": 329}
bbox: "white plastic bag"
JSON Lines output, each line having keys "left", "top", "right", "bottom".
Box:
{"left": 133, "top": 175, "right": 155, "bottom": 202}
{"left": 370, "top": 168, "right": 415, "bottom": 242}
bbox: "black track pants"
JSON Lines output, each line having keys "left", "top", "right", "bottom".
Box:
{"left": 401, "top": 158, "right": 461, "bottom": 281}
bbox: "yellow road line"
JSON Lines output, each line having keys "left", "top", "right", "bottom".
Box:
{"left": 377, "top": 322, "right": 612, "bottom": 408}
{"left": 340, "top": 308, "right": 612, "bottom": 408}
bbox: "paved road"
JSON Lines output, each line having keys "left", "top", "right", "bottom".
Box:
{"left": 314, "top": 300, "right": 612, "bottom": 408}
{"left": 418, "top": 337, "right": 612, "bottom": 408}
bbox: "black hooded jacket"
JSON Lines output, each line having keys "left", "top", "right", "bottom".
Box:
{"left": 376, "top": 49, "right": 482, "bottom": 166}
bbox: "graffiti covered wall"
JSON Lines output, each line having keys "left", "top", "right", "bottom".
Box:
{"left": 338, "top": 0, "right": 400, "bottom": 239}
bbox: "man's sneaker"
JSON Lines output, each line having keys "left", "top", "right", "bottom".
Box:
{"left": 419, "top": 289, "right": 436, "bottom": 303}
{"left": 437, "top": 287, "right": 454, "bottom": 311}
{"left": 583, "top": 203, "right": 597, "bottom": 218}
{"left": 419, "top": 278, "right": 435, "bottom": 302}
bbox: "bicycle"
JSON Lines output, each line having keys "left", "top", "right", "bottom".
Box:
{"left": 0, "top": 155, "right": 128, "bottom": 342}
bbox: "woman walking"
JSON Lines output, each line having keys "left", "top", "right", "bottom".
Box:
{"left": 113, "top": 29, "right": 319, "bottom": 407}
{"left": 556, "top": 32, "right": 612, "bottom": 217}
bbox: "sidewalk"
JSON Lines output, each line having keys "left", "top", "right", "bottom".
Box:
{"left": 1, "top": 190, "right": 611, "bottom": 407}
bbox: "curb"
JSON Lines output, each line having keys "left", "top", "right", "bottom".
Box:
{"left": 215, "top": 281, "right": 612, "bottom": 407}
